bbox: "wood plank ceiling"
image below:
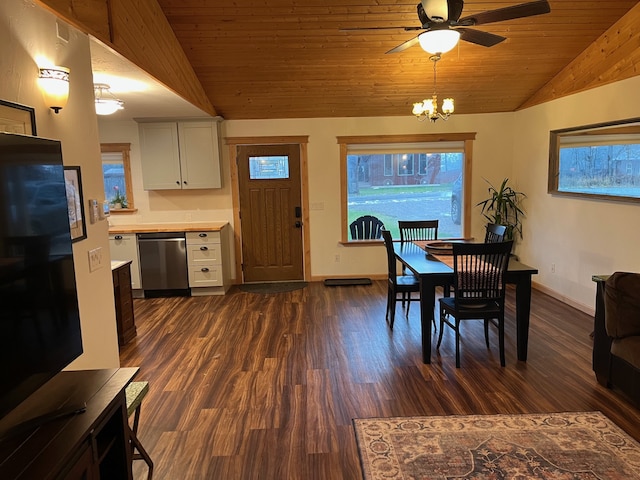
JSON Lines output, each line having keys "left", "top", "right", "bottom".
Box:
{"left": 153, "top": 0, "right": 639, "bottom": 120}
{"left": 37, "top": 0, "right": 640, "bottom": 120}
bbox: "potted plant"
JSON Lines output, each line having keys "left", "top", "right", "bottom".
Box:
{"left": 476, "top": 178, "right": 526, "bottom": 241}
{"left": 111, "top": 185, "right": 128, "bottom": 209}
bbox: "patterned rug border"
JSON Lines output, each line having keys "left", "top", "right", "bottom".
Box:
{"left": 353, "top": 411, "right": 640, "bottom": 480}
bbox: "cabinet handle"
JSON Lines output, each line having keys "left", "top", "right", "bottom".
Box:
{"left": 114, "top": 235, "right": 123, "bottom": 240}
{"left": 201, "top": 267, "right": 209, "bottom": 272}
{"left": 199, "top": 233, "right": 207, "bottom": 237}
{"left": 176, "top": 180, "right": 180, "bottom": 185}
{"left": 200, "top": 246, "right": 208, "bottom": 251}
{"left": 183, "top": 181, "right": 188, "bottom": 185}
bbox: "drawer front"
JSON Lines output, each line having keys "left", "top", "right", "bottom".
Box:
{"left": 188, "top": 264, "right": 223, "bottom": 286}
{"left": 187, "top": 244, "right": 221, "bottom": 264}
{"left": 186, "top": 231, "right": 220, "bottom": 245}
{"left": 110, "top": 233, "right": 137, "bottom": 251}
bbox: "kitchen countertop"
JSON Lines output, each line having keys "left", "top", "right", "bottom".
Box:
{"left": 109, "top": 221, "right": 228, "bottom": 234}
{"left": 111, "top": 260, "right": 131, "bottom": 271}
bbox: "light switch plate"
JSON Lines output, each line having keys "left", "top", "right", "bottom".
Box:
{"left": 88, "top": 247, "right": 104, "bottom": 272}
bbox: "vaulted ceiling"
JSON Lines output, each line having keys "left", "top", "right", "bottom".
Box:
{"left": 38, "top": 0, "right": 640, "bottom": 120}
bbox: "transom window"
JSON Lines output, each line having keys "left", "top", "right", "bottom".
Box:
{"left": 339, "top": 133, "right": 475, "bottom": 242}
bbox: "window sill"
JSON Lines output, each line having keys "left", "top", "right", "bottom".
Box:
{"left": 339, "top": 239, "right": 383, "bottom": 246}
{"left": 109, "top": 208, "right": 137, "bottom": 214}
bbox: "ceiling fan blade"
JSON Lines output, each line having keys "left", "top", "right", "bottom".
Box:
{"left": 458, "top": 0, "right": 550, "bottom": 27}
{"left": 340, "top": 25, "right": 422, "bottom": 32}
{"left": 386, "top": 36, "right": 421, "bottom": 54}
{"left": 457, "top": 28, "right": 506, "bottom": 47}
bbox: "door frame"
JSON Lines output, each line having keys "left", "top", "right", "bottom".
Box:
{"left": 226, "top": 136, "right": 311, "bottom": 283}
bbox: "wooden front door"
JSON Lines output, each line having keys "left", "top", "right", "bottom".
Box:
{"left": 237, "top": 144, "right": 304, "bottom": 282}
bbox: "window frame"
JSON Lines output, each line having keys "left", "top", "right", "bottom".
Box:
{"left": 100, "top": 143, "right": 136, "bottom": 213}
{"left": 548, "top": 117, "right": 640, "bottom": 203}
{"left": 338, "top": 133, "right": 475, "bottom": 244}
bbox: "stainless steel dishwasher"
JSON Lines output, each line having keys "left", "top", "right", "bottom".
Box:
{"left": 137, "top": 232, "right": 190, "bottom": 295}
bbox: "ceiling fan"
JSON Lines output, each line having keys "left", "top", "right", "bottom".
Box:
{"left": 343, "top": 0, "right": 551, "bottom": 54}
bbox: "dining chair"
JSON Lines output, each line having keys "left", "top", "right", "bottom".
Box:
{"left": 381, "top": 228, "right": 421, "bottom": 329}
{"left": 398, "top": 220, "right": 439, "bottom": 243}
{"left": 350, "top": 215, "right": 385, "bottom": 240}
{"left": 437, "top": 240, "right": 513, "bottom": 367}
{"left": 484, "top": 223, "right": 507, "bottom": 243}
{"left": 398, "top": 219, "right": 448, "bottom": 300}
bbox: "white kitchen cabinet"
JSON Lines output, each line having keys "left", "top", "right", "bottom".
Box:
{"left": 108, "top": 233, "right": 142, "bottom": 291}
{"left": 139, "top": 121, "right": 222, "bottom": 190}
{"left": 186, "top": 226, "right": 230, "bottom": 296}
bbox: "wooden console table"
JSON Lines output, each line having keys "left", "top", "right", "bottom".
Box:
{"left": 0, "top": 368, "right": 138, "bottom": 479}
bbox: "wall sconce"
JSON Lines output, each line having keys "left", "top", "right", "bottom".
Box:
{"left": 38, "top": 66, "right": 70, "bottom": 114}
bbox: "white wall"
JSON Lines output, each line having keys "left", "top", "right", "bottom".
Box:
{"left": 514, "top": 76, "right": 640, "bottom": 313}
{"left": 1, "top": 0, "right": 120, "bottom": 369}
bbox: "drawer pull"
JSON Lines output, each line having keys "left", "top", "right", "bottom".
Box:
{"left": 201, "top": 267, "right": 209, "bottom": 272}
{"left": 199, "top": 233, "right": 207, "bottom": 237}
{"left": 114, "top": 235, "right": 123, "bottom": 240}
{"left": 200, "top": 246, "right": 208, "bottom": 251}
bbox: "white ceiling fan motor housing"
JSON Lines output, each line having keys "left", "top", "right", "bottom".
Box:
{"left": 422, "top": 0, "right": 449, "bottom": 22}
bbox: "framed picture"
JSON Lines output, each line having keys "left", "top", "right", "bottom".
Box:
{"left": 64, "top": 166, "right": 87, "bottom": 243}
{"left": 0, "top": 100, "right": 37, "bottom": 136}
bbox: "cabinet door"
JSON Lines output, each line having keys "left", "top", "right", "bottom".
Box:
{"left": 178, "top": 122, "right": 222, "bottom": 189}
{"left": 139, "top": 123, "right": 181, "bottom": 190}
{"left": 109, "top": 234, "right": 141, "bottom": 289}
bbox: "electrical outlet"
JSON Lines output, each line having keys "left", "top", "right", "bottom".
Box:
{"left": 551, "top": 263, "right": 556, "bottom": 274}
{"left": 88, "top": 247, "right": 104, "bottom": 272}
{"left": 334, "top": 254, "right": 340, "bottom": 263}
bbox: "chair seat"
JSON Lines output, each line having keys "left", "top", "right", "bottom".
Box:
{"left": 125, "top": 381, "right": 149, "bottom": 417}
{"left": 396, "top": 275, "right": 420, "bottom": 289}
{"left": 440, "top": 297, "right": 500, "bottom": 317}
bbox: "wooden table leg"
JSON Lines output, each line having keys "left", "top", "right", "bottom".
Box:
{"left": 514, "top": 274, "right": 532, "bottom": 361}
{"left": 420, "top": 277, "right": 436, "bottom": 364}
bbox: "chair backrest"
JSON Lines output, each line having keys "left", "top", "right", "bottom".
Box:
{"left": 381, "top": 228, "right": 398, "bottom": 281}
{"left": 350, "top": 215, "right": 385, "bottom": 240}
{"left": 451, "top": 241, "right": 513, "bottom": 305}
{"left": 398, "top": 220, "right": 438, "bottom": 243}
{"left": 484, "top": 223, "right": 507, "bottom": 243}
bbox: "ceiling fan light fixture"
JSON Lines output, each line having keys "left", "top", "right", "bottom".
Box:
{"left": 418, "top": 29, "right": 460, "bottom": 54}
{"left": 94, "top": 83, "right": 124, "bottom": 115}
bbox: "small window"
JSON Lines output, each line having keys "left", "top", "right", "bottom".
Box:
{"left": 249, "top": 156, "right": 290, "bottom": 179}
{"left": 549, "top": 118, "right": 640, "bottom": 202}
{"left": 101, "top": 143, "right": 134, "bottom": 211}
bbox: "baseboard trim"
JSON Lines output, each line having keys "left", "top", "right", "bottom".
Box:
{"left": 532, "top": 281, "right": 594, "bottom": 316}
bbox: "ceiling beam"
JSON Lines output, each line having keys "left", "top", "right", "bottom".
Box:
{"left": 35, "top": 0, "right": 217, "bottom": 117}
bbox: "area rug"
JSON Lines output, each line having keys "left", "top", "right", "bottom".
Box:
{"left": 238, "top": 282, "right": 307, "bottom": 294}
{"left": 353, "top": 411, "right": 640, "bottom": 479}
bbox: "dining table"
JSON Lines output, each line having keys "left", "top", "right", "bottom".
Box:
{"left": 393, "top": 240, "right": 539, "bottom": 364}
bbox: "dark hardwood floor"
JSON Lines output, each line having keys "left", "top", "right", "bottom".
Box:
{"left": 119, "top": 282, "right": 640, "bottom": 479}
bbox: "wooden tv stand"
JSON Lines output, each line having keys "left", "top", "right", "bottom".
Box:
{"left": 0, "top": 368, "right": 138, "bottom": 479}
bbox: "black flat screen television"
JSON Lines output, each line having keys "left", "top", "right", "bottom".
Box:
{"left": 0, "top": 132, "right": 83, "bottom": 420}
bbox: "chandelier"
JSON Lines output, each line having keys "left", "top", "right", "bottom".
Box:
{"left": 94, "top": 84, "right": 124, "bottom": 115}
{"left": 412, "top": 54, "right": 454, "bottom": 122}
